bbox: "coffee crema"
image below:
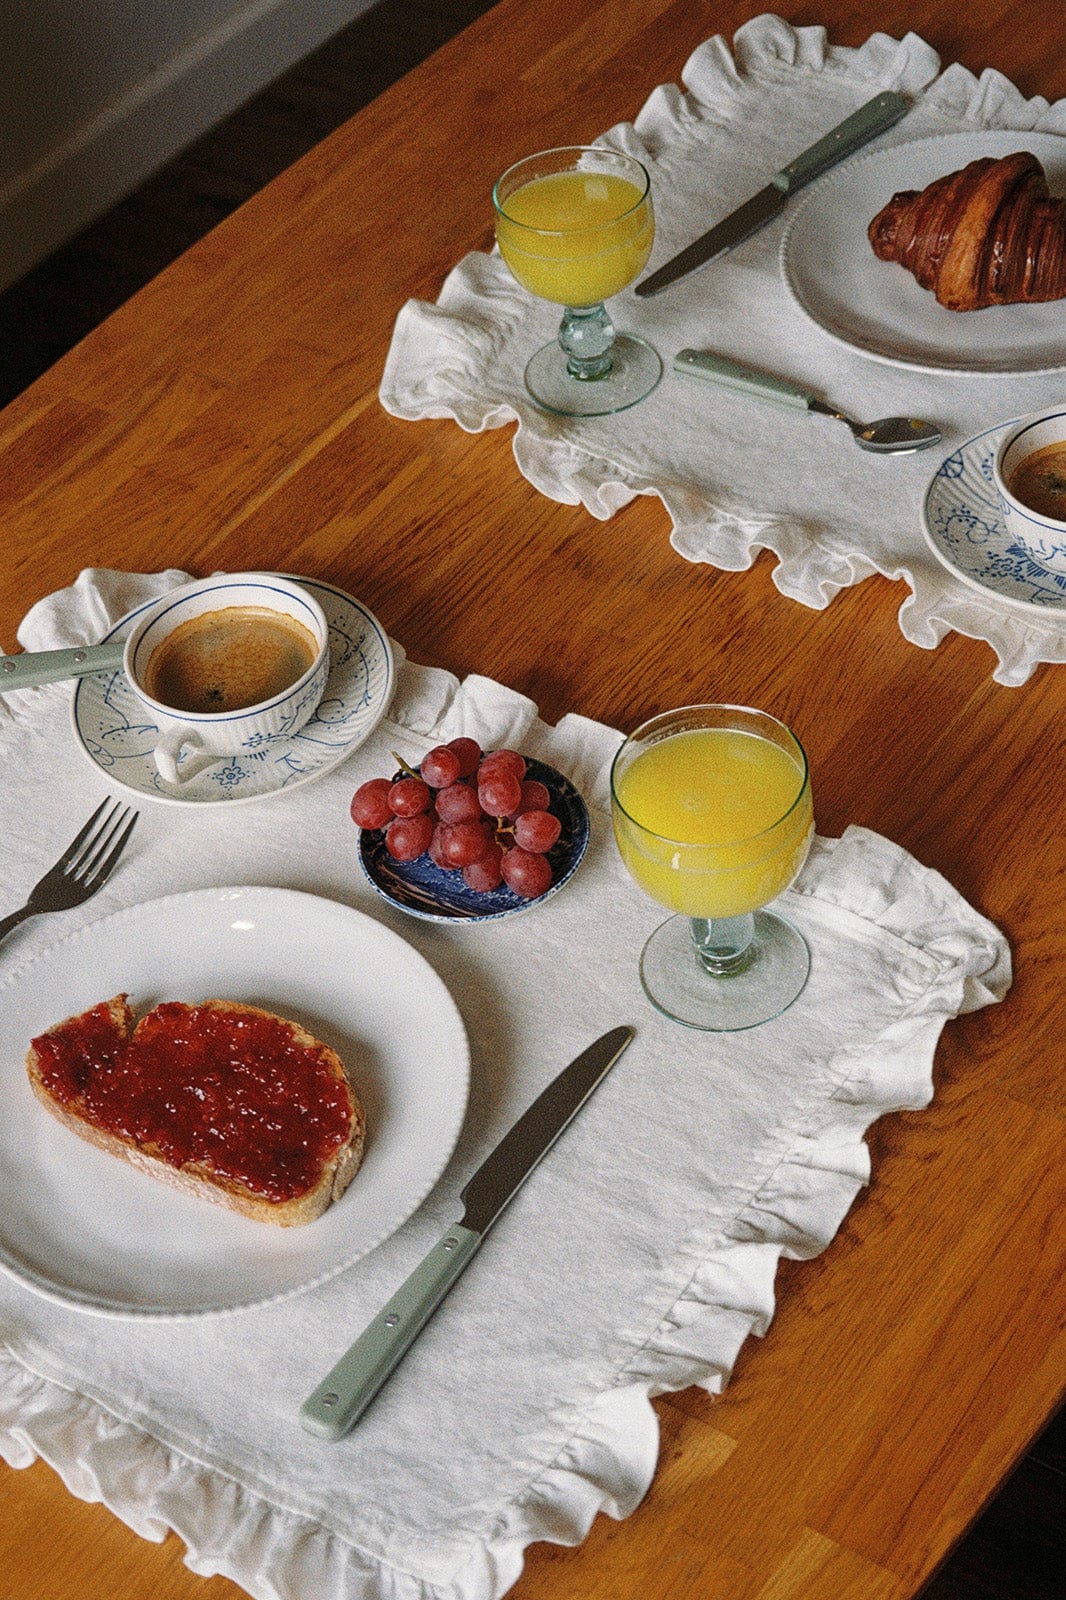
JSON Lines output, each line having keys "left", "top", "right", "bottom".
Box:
{"left": 143, "top": 606, "right": 319, "bottom": 715}
{"left": 1007, "top": 441, "right": 1066, "bottom": 523}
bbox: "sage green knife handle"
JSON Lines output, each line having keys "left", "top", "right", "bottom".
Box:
{"left": 300, "top": 1223, "right": 482, "bottom": 1440}
{"left": 0, "top": 639, "right": 126, "bottom": 692}
{"left": 674, "top": 350, "right": 814, "bottom": 410}
{"left": 775, "top": 91, "right": 909, "bottom": 193}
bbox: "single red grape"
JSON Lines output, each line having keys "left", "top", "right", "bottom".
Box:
{"left": 479, "top": 748, "right": 526, "bottom": 782}
{"left": 515, "top": 778, "right": 551, "bottom": 814}
{"left": 478, "top": 769, "right": 523, "bottom": 817}
{"left": 350, "top": 777, "right": 393, "bottom": 829}
{"left": 421, "top": 745, "right": 462, "bottom": 788}
{"left": 463, "top": 842, "right": 503, "bottom": 892}
{"left": 385, "top": 813, "right": 434, "bottom": 861}
{"left": 500, "top": 847, "right": 553, "bottom": 898}
{"left": 388, "top": 777, "right": 432, "bottom": 816}
{"left": 514, "top": 809, "right": 561, "bottom": 853}
{"left": 434, "top": 782, "right": 483, "bottom": 824}
{"left": 447, "top": 737, "right": 482, "bottom": 778}
{"left": 428, "top": 821, "right": 451, "bottom": 869}
{"left": 438, "top": 820, "right": 492, "bottom": 868}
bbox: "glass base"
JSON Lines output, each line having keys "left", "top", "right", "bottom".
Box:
{"left": 524, "top": 334, "right": 662, "bottom": 417}
{"left": 639, "top": 910, "right": 810, "bottom": 1032}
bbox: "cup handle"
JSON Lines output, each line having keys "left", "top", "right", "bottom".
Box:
{"left": 154, "top": 725, "right": 215, "bottom": 784}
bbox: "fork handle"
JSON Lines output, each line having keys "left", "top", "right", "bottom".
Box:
{"left": 0, "top": 907, "right": 33, "bottom": 948}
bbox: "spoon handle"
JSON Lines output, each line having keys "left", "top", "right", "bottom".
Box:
{"left": 674, "top": 350, "right": 815, "bottom": 410}
{"left": 0, "top": 639, "right": 126, "bottom": 691}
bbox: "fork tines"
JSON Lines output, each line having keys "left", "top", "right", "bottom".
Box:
{"left": 63, "top": 799, "right": 139, "bottom": 888}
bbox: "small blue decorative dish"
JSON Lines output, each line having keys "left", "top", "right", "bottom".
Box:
{"left": 359, "top": 757, "right": 590, "bottom": 922}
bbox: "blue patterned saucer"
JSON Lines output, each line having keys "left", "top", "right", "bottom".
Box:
{"left": 922, "top": 423, "right": 1066, "bottom": 617}
{"left": 72, "top": 577, "right": 394, "bottom": 805}
{"left": 359, "top": 757, "right": 590, "bottom": 922}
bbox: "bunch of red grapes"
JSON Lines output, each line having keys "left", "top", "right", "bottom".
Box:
{"left": 350, "top": 738, "right": 562, "bottom": 899}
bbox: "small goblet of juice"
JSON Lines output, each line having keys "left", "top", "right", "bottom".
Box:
{"left": 493, "top": 146, "right": 661, "bottom": 417}
{"left": 611, "top": 705, "right": 814, "bottom": 1031}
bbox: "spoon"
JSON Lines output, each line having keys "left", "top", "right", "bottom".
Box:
{"left": 674, "top": 349, "right": 942, "bottom": 454}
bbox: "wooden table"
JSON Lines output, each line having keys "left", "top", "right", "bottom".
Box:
{"left": 1, "top": 2, "right": 1064, "bottom": 1596}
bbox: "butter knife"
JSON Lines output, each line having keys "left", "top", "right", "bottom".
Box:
{"left": 635, "top": 90, "right": 909, "bottom": 297}
{"left": 301, "top": 1024, "right": 634, "bottom": 1440}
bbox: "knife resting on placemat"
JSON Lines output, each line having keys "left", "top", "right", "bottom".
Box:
{"left": 301, "top": 1025, "right": 634, "bottom": 1440}
{"left": 636, "top": 90, "right": 910, "bottom": 297}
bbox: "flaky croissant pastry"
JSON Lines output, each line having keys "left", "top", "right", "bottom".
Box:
{"left": 868, "top": 151, "right": 1066, "bottom": 311}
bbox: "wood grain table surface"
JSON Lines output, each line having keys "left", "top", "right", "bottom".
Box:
{"left": 1, "top": 2, "right": 1063, "bottom": 1597}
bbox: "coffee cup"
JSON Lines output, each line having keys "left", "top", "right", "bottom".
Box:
{"left": 993, "top": 406, "right": 1066, "bottom": 576}
{"left": 123, "top": 574, "right": 330, "bottom": 784}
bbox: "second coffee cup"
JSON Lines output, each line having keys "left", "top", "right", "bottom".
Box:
{"left": 123, "top": 574, "right": 330, "bottom": 784}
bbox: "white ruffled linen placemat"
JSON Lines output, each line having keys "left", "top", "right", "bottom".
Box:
{"left": 380, "top": 13, "right": 1066, "bottom": 687}
{"left": 0, "top": 571, "right": 1009, "bottom": 1600}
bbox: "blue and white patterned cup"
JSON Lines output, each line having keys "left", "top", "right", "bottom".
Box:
{"left": 123, "top": 574, "right": 330, "bottom": 785}
{"left": 993, "top": 407, "right": 1066, "bottom": 576}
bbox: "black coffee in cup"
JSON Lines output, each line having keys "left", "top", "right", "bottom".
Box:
{"left": 1007, "top": 442, "right": 1066, "bottom": 522}
{"left": 143, "top": 606, "right": 319, "bottom": 714}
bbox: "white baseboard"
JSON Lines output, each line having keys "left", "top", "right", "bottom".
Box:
{"left": 0, "top": 0, "right": 377, "bottom": 294}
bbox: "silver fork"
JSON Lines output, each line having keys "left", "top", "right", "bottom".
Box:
{"left": 0, "top": 798, "right": 139, "bottom": 949}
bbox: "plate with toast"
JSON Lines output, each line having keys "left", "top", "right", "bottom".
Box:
{"left": 0, "top": 886, "right": 470, "bottom": 1316}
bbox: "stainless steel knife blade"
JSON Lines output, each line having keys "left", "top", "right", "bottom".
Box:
{"left": 636, "top": 184, "right": 785, "bottom": 298}
{"left": 458, "top": 1024, "right": 633, "bottom": 1233}
{"left": 300, "top": 1025, "right": 635, "bottom": 1439}
{"left": 635, "top": 89, "right": 909, "bottom": 298}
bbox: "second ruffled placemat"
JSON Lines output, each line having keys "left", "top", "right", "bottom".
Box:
{"left": 380, "top": 14, "right": 1066, "bottom": 686}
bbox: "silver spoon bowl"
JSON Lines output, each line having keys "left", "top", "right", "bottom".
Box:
{"left": 807, "top": 401, "right": 941, "bottom": 453}
{"left": 674, "top": 349, "right": 941, "bottom": 455}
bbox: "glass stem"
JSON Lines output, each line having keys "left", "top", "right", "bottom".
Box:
{"left": 690, "top": 914, "right": 755, "bottom": 976}
{"left": 558, "top": 303, "right": 614, "bottom": 380}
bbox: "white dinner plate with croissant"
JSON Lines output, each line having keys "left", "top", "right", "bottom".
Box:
{"left": 0, "top": 887, "right": 470, "bottom": 1317}
{"left": 781, "top": 130, "right": 1066, "bottom": 373}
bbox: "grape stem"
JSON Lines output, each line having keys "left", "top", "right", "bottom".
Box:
{"left": 391, "top": 751, "right": 421, "bottom": 780}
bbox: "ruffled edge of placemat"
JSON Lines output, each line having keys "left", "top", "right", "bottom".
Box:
{"left": 379, "top": 13, "right": 1066, "bottom": 688}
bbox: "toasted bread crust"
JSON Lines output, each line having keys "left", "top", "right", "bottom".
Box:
{"left": 26, "top": 996, "right": 365, "bottom": 1226}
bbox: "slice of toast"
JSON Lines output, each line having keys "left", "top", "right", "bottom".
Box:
{"left": 26, "top": 995, "right": 364, "bottom": 1226}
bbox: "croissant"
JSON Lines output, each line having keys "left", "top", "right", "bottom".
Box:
{"left": 867, "top": 151, "right": 1066, "bottom": 311}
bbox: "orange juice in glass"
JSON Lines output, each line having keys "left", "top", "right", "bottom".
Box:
{"left": 493, "top": 147, "right": 661, "bottom": 417}
{"left": 611, "top": 706, "right": 814, "bottom": 1031}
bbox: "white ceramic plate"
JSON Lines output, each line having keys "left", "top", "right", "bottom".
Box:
{"left": 72, "top": 576, "right": 394, "bottom": 806}
{"left": 922, "top": 420, "right": 1066, "bottom": 616}
{"left": 0, "top": 887, "right": 469, "bottom": 1317}
{"left": 781, "top": 131, "right": 1066, "bottom": 373}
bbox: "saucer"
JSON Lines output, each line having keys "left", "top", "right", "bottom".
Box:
{"left": 72, "top": 577, "right": 394, "bottom": 805}
{"left": 922, "top": 423, "right": 1066, "bottom": 617}
{"left": 359, "top": 757, "right": 590, "bottom": 922}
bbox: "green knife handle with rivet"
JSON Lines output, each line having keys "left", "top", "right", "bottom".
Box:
{"left": 0, "top": 639, "right": 125, "bottom": 691}
{"left": 300, "top": 1025, "right": 634, "bottom": 1441}
{"left": 635, "top": 90, "right": 909, "bottom": 297}
{"left": 301, "top": 1225, "right": 482, "bottom": 1440}
{"left": 774, "top": 91, "right": 909, "bottom": 192}
{"left": 673, "top": 349, "right": 815, "bottom": 408}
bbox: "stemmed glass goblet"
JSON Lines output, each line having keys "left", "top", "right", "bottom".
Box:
{"left": 611, "top": 705, "right": 814, "bottom": 1031}
{"left": 493, "top": 145, "right": 662, "bottom": 417}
